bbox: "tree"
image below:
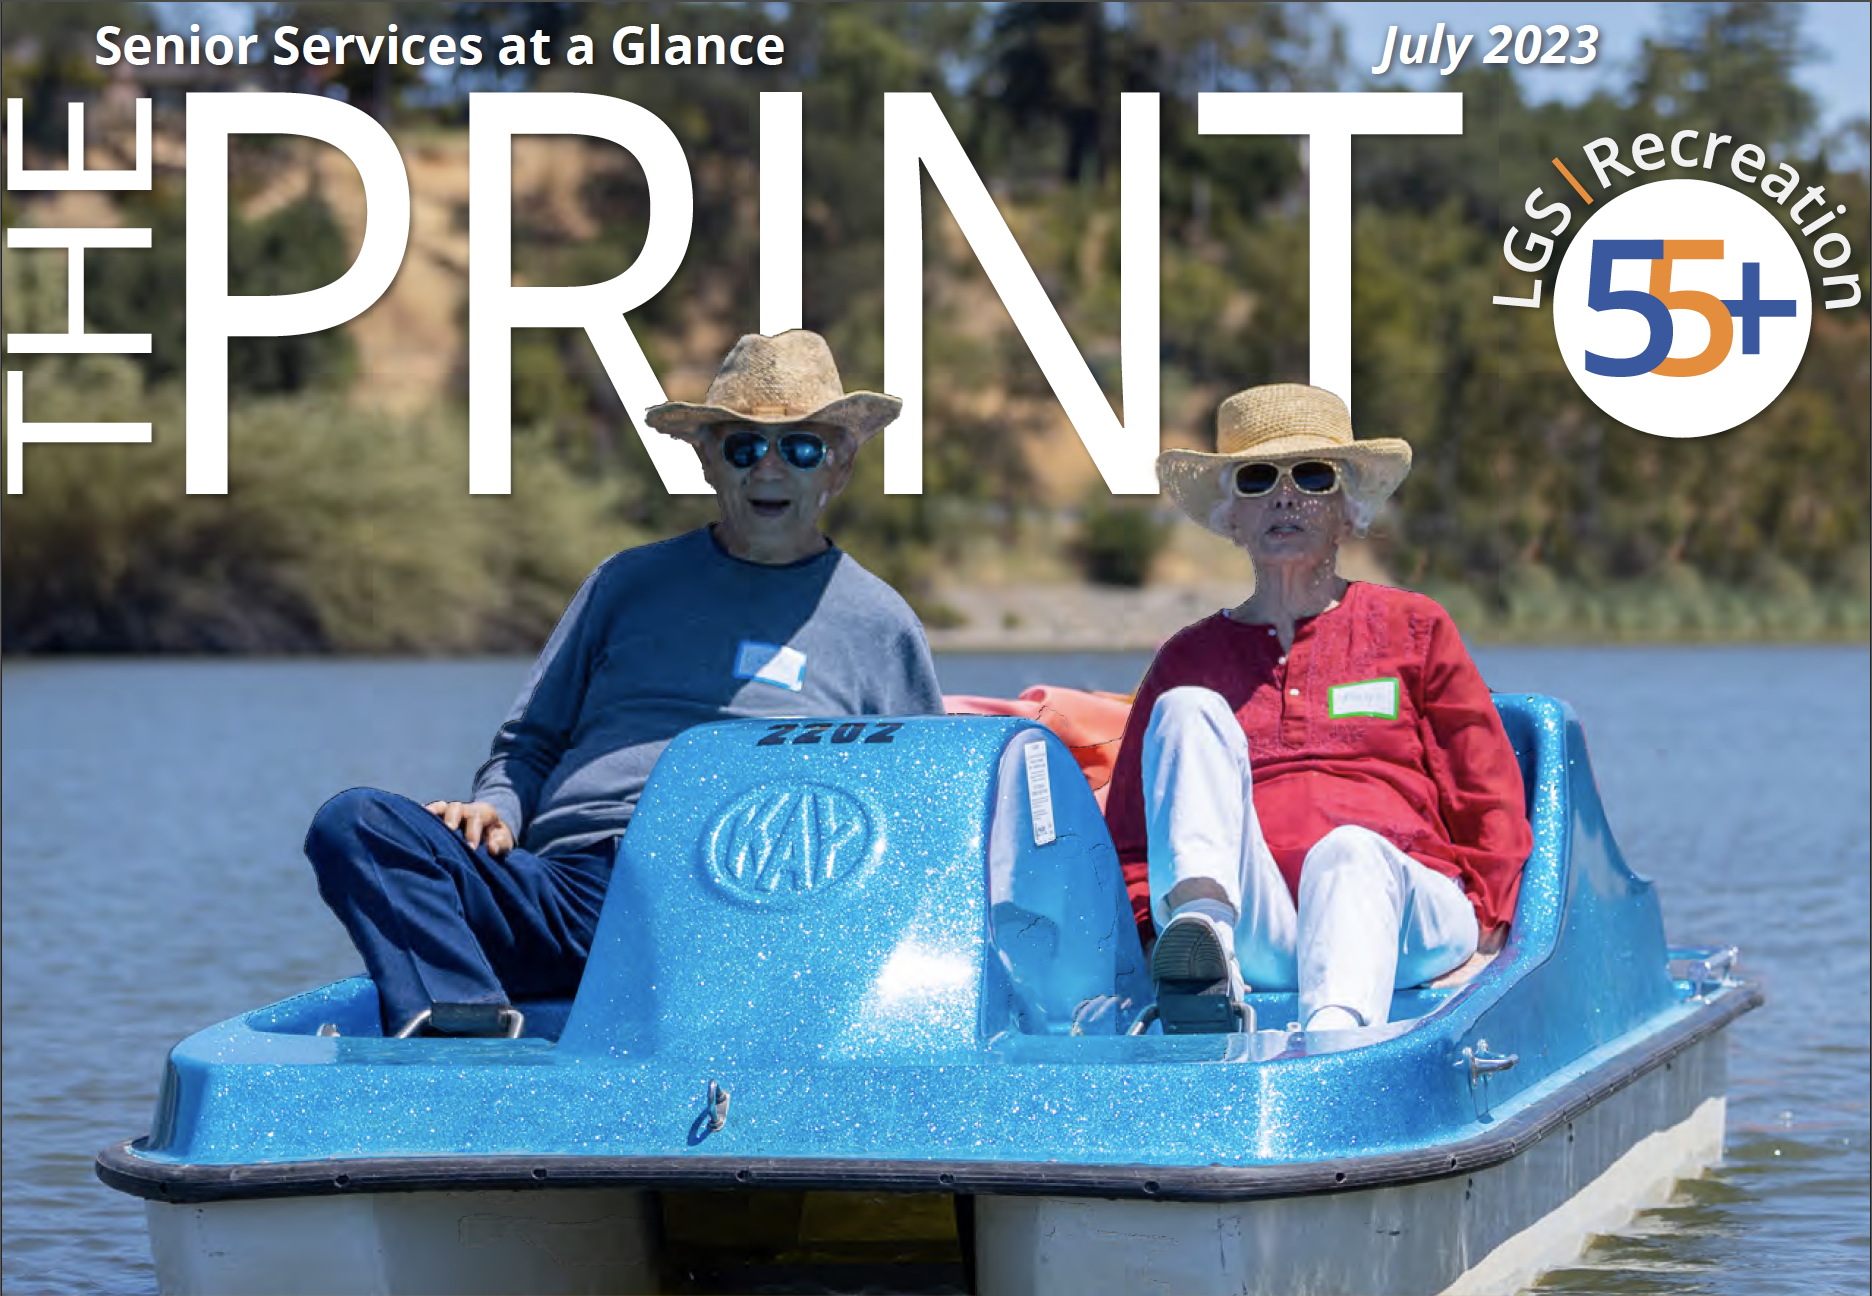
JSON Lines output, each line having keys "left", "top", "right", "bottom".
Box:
{"left": 1631, "top": 2, "right": 1817, "bottom": 153}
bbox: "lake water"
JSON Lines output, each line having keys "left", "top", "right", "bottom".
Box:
{"left": 3, "top": 648, "right": 1867, "bottom": 1295}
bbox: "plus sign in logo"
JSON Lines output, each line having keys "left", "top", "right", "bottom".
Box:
{"left": 1553, "top": 179, "right": 1811, "bottom": 437}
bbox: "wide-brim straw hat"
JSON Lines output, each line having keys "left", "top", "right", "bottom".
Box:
{"left": 1156, "top": 384, "right": 1412, "bottom": 535}
{"left": 644, "top": 330, "right": 901, "bottom": 445}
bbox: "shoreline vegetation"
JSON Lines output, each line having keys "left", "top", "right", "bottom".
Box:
{"left": 4, "top": 611, "right": 1866, "bottom": 658}
{"left": 3, "top": 3, "right": 1867, "bottom": 659}
{"left": 918, "top": 581, "right": 1871, "bottom": 653}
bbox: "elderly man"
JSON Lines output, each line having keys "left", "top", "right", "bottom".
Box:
{"left": 305, "top": 331, "right": 944, "bottom": 1037}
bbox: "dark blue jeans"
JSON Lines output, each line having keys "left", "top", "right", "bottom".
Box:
{"left": 304, "top": 788, "right": 614, "bottom": 1033}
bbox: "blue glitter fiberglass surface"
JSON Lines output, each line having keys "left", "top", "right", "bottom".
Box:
{"left": 105, "top": 695, "right": 1757, "bottom": 1188}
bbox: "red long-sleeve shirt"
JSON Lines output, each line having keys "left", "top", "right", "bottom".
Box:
{"left": 1105, "top": 583, "right": 1532, "bottom": 942}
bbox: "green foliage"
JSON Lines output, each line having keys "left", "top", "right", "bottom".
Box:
{"left": 79, "top": 184, "right": 357, "bottom": 395}
{"left": 1633, "top": 2, "right": 1816, "bottom": 152}
{"left": 1417, "top": 555, "right": 1869, "bottom": 644}
{"left": 0, "top": 378, "right": 638, "bottom": 653}
{"left": 820, "top": 443, "right": 945, "bottom": 601}
{"left": 2, "top": 0, "right": 1865, "bottom": 653}
{"left": 1073, "top": 497, "right": 1172, "bottom": 587}
{"left": 0, "top": 2, "right": 132, "bottom": 148}
{"left": 976, "top": 2, "right": 1336, "bottom": 187}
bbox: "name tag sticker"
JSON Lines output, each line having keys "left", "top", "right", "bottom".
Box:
{"left": 734, "top": 641, "right": 808, "bottom": 693}
{"left": 1329, "top": 677, "right": 1400, "bottom": 719}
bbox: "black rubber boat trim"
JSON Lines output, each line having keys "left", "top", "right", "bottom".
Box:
{"left": 95, "top": 982, "right": 1761, "bottom": 1206}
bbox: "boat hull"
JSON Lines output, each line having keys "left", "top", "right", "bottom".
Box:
{"left": 128, "top": 1008, "right": 1742, "bottom": 1295}
{"left": 146, "top": 1189, "right": 658, "bottom": 1296}
{"left": 977, "top": 1031, "right": 1729, "bottom": 1296}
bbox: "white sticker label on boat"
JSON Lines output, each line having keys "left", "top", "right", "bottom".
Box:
{"left": 734, "top": 641, "right": 807, "bottom": 692}
{"left": 1024, "top": 740, "right": 1056, "bottom": 846}
{"left": 1329, "top": 677, "right": 1400, "bottom": 719}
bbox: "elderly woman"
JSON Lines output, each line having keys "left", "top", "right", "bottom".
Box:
{"left": 1104, "top": 385, "right": 1532, "bottom": 1035}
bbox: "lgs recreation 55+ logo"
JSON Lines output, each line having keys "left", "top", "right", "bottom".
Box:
{"left": 1498, "top": 130, "right": 1862, "bottom": 439}
{"left": 1554, "top": 179, "right": 1809, "bottom": 437}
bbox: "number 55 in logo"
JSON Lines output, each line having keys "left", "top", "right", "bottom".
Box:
{"left": 1555, "top": 180, "right": 1812, "bottom": 437}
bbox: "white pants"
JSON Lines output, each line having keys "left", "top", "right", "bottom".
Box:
{"left": 1142, "top": 687, "right": 1478, "bottom": 1028}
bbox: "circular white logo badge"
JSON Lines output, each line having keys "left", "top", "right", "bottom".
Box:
{"left": 1552, "top": 178, "right": 1811, "bottom": 437}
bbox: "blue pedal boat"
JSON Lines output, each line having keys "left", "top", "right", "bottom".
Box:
{"left": 97, "top": 695, "right": 1761, "bottom": 1295}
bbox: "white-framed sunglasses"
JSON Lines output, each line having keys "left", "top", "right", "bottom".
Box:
{"left": 1231, "top": 459, "right": 1341, "bottom": 498}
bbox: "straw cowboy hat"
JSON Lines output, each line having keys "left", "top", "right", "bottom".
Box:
{"left": 644, "top": 330, "right": 902, "bottom": 446}
{"left": 1156, "top": 384, "right": 1412, "bottom": 536}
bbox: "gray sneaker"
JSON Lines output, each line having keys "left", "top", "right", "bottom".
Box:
{"left": 1151, "top": 911, "right": 1251, "bottom": 1034}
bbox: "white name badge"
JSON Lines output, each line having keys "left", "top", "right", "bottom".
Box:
{"left": 1328, "top": 677, "right": 1400, "bottom": 719}
{"left": 734, "top": 640, "right": 808, "bottom": 693}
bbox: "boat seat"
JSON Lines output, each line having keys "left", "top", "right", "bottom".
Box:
{"left": 957, "top": 684, "right": 1537, "bottom": 1019}
{"left": 1426, "top": 948, "right": 1499, "bottom": 989}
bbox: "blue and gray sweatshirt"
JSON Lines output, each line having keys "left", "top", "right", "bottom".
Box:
{"left": 471, "top": 526, "right": 944, "bottom": 859}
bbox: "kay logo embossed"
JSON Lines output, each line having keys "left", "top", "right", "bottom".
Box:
{"left": 703, "top": 784, "right": 875, "bottom": 907}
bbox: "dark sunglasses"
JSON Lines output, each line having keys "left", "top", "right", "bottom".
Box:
{"left": 1232, "top": 459, "right": 1340, "bottom": 498}
{"left": 721, "top": 428, "right": 830, "bottom": 471}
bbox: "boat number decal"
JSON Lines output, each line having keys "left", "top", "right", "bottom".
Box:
{"left": 1023, "top": 740, "right": 1056, "bottom": 846}
{"left": 702, "top": 783, "right": 876, "bottom": 908}
{"left": 755, "top": 721, "right": 903, "bottom": 747}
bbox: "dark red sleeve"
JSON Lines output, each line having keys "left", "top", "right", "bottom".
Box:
{"left": 1415, "top": 610, "right": 1533, "bottom": 932}
{"left": 1104, "top": 648, "right": 1180, "bottom": 944}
